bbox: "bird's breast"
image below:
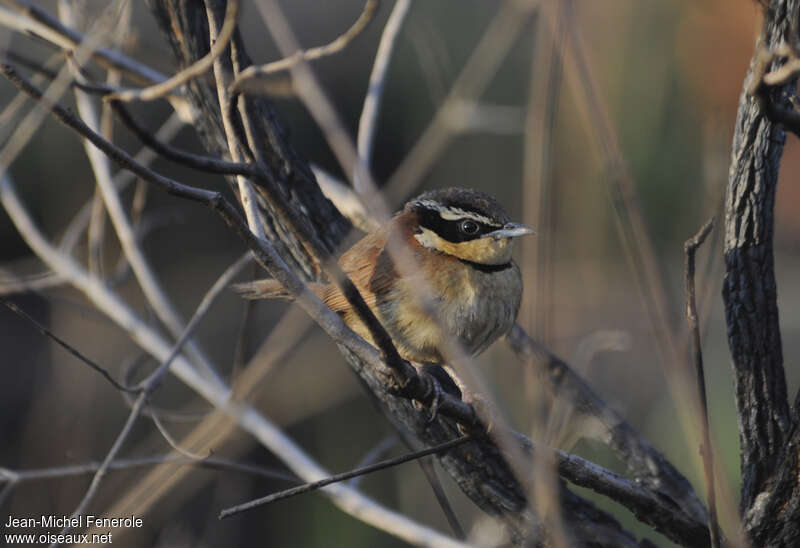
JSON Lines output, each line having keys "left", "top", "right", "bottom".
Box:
{"left": 380, "top": 257, "right": 522, "bottom": 363}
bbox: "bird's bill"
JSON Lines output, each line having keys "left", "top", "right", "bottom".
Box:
{"left": 486, "top": 222, "right": 536, "bottom": 240}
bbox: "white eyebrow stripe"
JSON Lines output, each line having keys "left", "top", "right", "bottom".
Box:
{"left": 415, "top": 200, "right": 502, "bottom": 226}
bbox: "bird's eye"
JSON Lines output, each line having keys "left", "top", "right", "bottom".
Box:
{"left": 459, "top": 219, "right": 480, "bottom": 235}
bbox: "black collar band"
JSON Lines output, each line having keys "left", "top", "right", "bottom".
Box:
{"left": 459, "top": 258, "right": 512, "bottom": 273}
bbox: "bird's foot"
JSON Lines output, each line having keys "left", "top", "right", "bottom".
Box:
{"left": 414, "top": 364, "right": 463, "bottom": 424}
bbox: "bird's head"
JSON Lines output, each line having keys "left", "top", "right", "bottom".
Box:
{"left": 405, "top": 187, "right": 534, "bottom": 266}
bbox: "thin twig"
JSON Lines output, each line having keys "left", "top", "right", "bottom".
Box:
{"left": 417, "top": 457, "right": 466, "bottom": 540}
{"left": 0, "top": 1, "right": 166, "bottom": 85}
{"left": 0, "top": 454, "right": 297, "bottom": 484}
{"left": 0, "top": 269, "right": 65, "bottom": 296}
{"left": 105, "top": 0, "right": 240, "bottom": 102}
{"left": 49, "top": 199, "right": 247, "bottom": 544}
{"left": 64, "top": 52, "right": 224, "bottom": 386}
{"left": 135, "top": 252, "right": 251, "bottom": 393}
{"left": 684, "top": 218, "right": 721, "bottom": 548}
{"left": 0, "top": 298, "right": 135, "bottom": 393}
{"left": 355, "top": 0, "right": 411, "bottom": 193}
{"left": 312, "top": 165, "right": 379, "bottom": 232}
{"left": 108, "top": 100, "right": 254, "bottom": 176}
{"left": 230, "top": 0, "right": 378, "bottom": 94}
{"left": 0, "top": 1, "right": 123, "bottom": 178}
{"left": 348, "top": 435, "right": 398, "bottom": 487}
{"left": 58, "top": 114, "right": 186, "bottom": 256}
{"left": 219, "top": 436, "right": 474, "bottom": 519}
{"left": 205, "top": 0, "right": 267, "bottom": 242}
{"left": 383, "top": 0, "right": 538, "bottom": 205}
{"left": 52, "top": 392, "right": 147, "bottom": 546}
{"left": 149, "top": 411, "right": 212, "bottom": 460}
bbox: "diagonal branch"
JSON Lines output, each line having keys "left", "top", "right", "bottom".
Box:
{"left": 506, "top": 324, "right": 709, "bottom": 523}
{"left": 220, "top": 436, "right": 474, "bottom": 519}
{"left": 0, "top": 299, "right": 135, "bottom": 393}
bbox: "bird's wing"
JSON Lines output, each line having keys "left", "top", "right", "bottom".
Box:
{"left": 323, "top": 227, "right": 393, "bottom": 314}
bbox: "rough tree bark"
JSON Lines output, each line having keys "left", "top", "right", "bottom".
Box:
{"left": 724, "top": 0, "right": 800, "bottom": 545}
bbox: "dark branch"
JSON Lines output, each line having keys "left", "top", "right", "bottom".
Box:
{"left": 109, "top": 101, "right": 256, "bottom": 176}
{"left": 724, "top": 1, "right": 800, "bottom": 545}
{"left": 506, "top": 325, "right": 709, "bottom": 522}
{"left": 723, "top": 0, "right": 794, "bottom": 521}
{"left": 219, "top": 436, "right": 474, "bottom": 519}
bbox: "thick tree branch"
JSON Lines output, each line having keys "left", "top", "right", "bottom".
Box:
{"left": 724, "top": 0, "right": 795, "bottom": 520}
{"left": 506, "top": 325, "right": 709, "bottom": 523}
{"left": 726, "top": 1, "right": 800, "bottom": 545}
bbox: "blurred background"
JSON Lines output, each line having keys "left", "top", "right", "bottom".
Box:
{"left": 1, "top": 0, "right": 797, "bottom": 546}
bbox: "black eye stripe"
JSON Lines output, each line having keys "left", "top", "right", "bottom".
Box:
{"left": 415, "top": 208, "right": 494, "bottom": 242}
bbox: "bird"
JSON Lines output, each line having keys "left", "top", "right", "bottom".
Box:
{"left": 234, "top": 187, "right": 534, "bottom": 369}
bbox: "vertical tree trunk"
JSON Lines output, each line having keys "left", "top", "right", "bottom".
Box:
{"left": 725, "top": 0, "right": 800, "bottom": 544}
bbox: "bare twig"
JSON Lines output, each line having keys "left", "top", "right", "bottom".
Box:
{"left": 52, "top": 392, "right": 147, "bottom": 546}
{"left": 230, "top": 0, "right": 378, "bottom": 94}
{"left": 105, "top": 0, "right": 239, "bottom": 102}
{"left": 0, "top": 1, "right": 166, "bottom": 85}
{"left": 348, "top": 436, "right": 398, "bottom": 487}
{"left": 312, "top": 165, "right": 379, "bottom": 232}
{"left": 51, "top": 246, "right": 248, "bottom": 542}
{"left": 219, "top": 436, "right": 474, "bottom": 519}
{"left": 355, "top": 0, "right": 411, "bottom": 193}
{"left": 417, "top": 457, "right": 466, "bottom": 540}
{"left": 0, "top": 1, "right": 123, "bottom": 176}
{"left": 0, "top": 454, "right": 297, "bottom": 485}
{"left": 685, "top": 218, "right": 721, "bottom": 548}
{"left": 522, "top": 0, "right": 568, "bottom": 341}
{"left": 0, "top": 298, "right": 135, "bottom": 393}
{"left": 108, "top": 100, "right": 254, "bottom": 175}
{"left": 149, "top": 411, "right": 212, "bottom": 460}
{"left": 134, "top": 252, "right": 251, "bottom": 393}
{"left": 0, "top": 269, "right": 65, "bottom": 296}
{"left": 59, "top": 48, "right": 223, "bottom": 387}
{"left": 58, "top": 114, "right": 186, "bottom": 256}
{"left": 383, "top": 0, "right": 538, "bottom": 204}
{"left": 204, "top": 0, "right": 268, "bottom": 243}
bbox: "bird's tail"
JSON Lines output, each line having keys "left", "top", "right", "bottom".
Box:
{"left": 231, "top": 279, "right": 295, "bottom": 300}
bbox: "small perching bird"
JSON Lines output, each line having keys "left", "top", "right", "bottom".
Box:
{"left": 235, "top": 187, "right": 534, "bottom": 366}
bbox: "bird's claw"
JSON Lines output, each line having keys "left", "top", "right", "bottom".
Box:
{"left": 416, "top": 370, "right": 443, "bottom": 424}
